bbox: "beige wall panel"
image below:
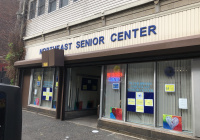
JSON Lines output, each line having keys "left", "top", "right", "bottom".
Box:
{"left": 45, "top": 30, "right": 67, "bottom": 42}
{"left": 25, "top": 7, "right": 200, "bottom": 60}
{"left": 160, "top": 0, "right": 190, "bottom": 12}
{"left": 70, "top": 19, "right": 102, "bottom": 35}
{"left": 191, "top": 0, "right": 200, "bottom": 4}
{"left": 106, "top": 3, "right": 154, "bottom": 26}
{"left": 25, "top": 36, "right": 43, "bottom": 46}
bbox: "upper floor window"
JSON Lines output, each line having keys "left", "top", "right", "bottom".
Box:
{"left": 38, "top": 0, "right": 45, "bottom": 16}
{"left": 73, "top": 0, "right": 78, "bottom": 2}
{"left": 49, "top": 0, "right": 56, "bottom": 13}
{"left": 60, "top": 0, "right": 68, "bottom": 8}
{"left": 29, "top": 0, "right": 36, "bottom": 19}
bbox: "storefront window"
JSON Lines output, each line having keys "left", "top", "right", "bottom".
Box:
{"left": 30, "top": 68, "right": 43, "bottom": 106}
{"left": 102, "top": 64, "right": 126, "bottom": 121}
{"left": 30, "top": 68, "right": 58, "bottom": 109}
{"left": 41, "top": 68, "right": 55, "bottom": 108}
{"left": 157, "top": 60, "right": 192, "bottom": 132}
{"left": 127, "top": 62, "right": 154, "bottom": 125}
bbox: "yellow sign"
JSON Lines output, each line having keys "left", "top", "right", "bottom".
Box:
{"left": 43, "top": 92, "right": 47, "bottom": 96}
{"left": 128, "top": 98, "right": 135, "bottom": 105}
{"left": 136, "top": 106, "right": 144, "bottom": 113}
{"left": 43, "top": 62, "right": 48, "bottom": 67}
{"left": 43, "top": 88, "right": 53, "bottom": 101}
{"left": 136, "top": 99, "right": 144, "bottom": 106}
{"left": 165, "top": 84, "right": 175, "bottom": 92}
{"left": 46, "top": 96, "right": 49, "bottom": 100}
{"left": 56, "top": 82, "right": 58, "bottom": 87}
{"left": 145, "top": 99, "right": 153, "bottom": 106}
{"left": 83, "top": 85, "right": 87, "bottom": 90}
{"left": 38, "top": 75, "right": 41, "bottom": 81}
{"left": 113, "top": 65, "right": 120, "bottom": 72}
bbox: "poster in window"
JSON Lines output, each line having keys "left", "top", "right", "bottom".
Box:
{"left": 37, "top": 81, "right": 40, "bottom": 87}
{"left": 42, "top": 87, "right": 53, "bottom": 101}
{"left": 179, "top": 98, "right": 188, "bottom": 109}
{"left": 81, "top": 78, "right": 98, "bottom": 91}
{"left": 112, "top": 83, "right": 119, "bottom": 89}
{"left": 127, "top": 92, "right": 154, "bottom": 114}
{"left": 163, "top": 114, "right": 182, "bottom": 132}
{"left": 165, "top": 84, "right": 175, "bottom": 92}
{"left": 110, "top": 107, "right": 122, "bottom": 120}
{"left": 34, "top": 98, "right": 40, "bottom": 105}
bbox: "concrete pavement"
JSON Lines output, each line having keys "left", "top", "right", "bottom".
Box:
{"left": 22, "top": 110, "right": 143, "bottom": 140}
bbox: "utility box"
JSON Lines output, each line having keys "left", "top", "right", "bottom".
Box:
{"left": 0, "top": 84, "right": 21, "bottom": 140}
{"left": 42, "top": 49, "right": 64, "bottom": 67}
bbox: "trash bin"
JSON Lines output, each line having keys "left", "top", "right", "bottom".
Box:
{"left": 0, "top": 84, "right": 21, "bottom": 140}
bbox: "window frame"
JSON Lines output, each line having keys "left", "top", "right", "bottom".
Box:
{"left": 48, "top": 0, "right": 57, "bottom": 13}
{"left": 38, "top": 0, "right": 46, "bottom": 16}
{"left": 59, "top": 0, "right": 68, "bottom": 8}
{"left": 29, "top": 0, "right": 37, "bottom": 19}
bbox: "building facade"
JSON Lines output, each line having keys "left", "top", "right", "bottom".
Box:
{"left": 15, "top": 0, "right": 200, "bottom": 139}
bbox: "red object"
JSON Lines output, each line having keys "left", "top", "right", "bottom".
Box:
{"left": 115, "top": 108, "right": 122, "bottom": 120}
{"left": 107, "top": 72, "right": 123, "bottom": 78}
{"left": 111, "top": 108, "right": 122, "bottom": 120}
{"left": 173, "top": 116, "right": 182, "bottom": 132}
{"left": 112, "top": 108, "right": 116, "bottom": 116}
{"left": 35, "top": 98, "right": 39, "bottom": 105}
{"left": 79, "top": 101, "right": 83, "bottom": 110}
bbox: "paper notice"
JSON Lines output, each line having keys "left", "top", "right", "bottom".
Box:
{"left": 136, "top": 99, "right": 144, "bottom": 106}
{"left": 179, "top": 98, "right": 187, "bottom": 109}
{"left": 34, "top": 89, "right": 37, "bottom": 95}
{"left": 136, "top": 106, "right": 144, "bottom": 113}
{"left": 165, "top": 84, "right": 175, "bottom": 92}
{"left": 128, "top": 98, "right": 135, "bottom": 105}
{"left": 50, "top": 92, "right": 53, "bottom": 97}
{"left": 46, "top": 96, "right": 49, "bottom": 101}
{"left": 145, "top": 99, "right": 153, "bottom": 106}
{"left": 43, "top": 92, "right": 47, "bottom": 96}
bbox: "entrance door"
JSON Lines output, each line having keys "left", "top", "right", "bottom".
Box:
{"left": 65, "top": 66, "right": 101, "bottom": 119}
{"left": 21, "top": 70, "right": 31, "bottom": 108}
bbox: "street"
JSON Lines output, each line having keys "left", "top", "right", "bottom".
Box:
{"left": 22, "top": 110, "right": 142, "bottom": 140}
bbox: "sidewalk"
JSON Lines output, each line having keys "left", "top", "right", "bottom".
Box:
{"left": 22, "top": 110, "right": 142, "bottom": 140}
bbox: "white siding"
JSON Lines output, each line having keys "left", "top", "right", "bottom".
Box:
{"left": 26, "top": 0, "right": 140, "bottom": 37}
{"left": 25, "top": 6, "right": 200, "bottom": 60}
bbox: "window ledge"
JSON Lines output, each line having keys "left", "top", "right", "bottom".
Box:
{"left": 28, "top": 104, "right": 56, "bottom": 111}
